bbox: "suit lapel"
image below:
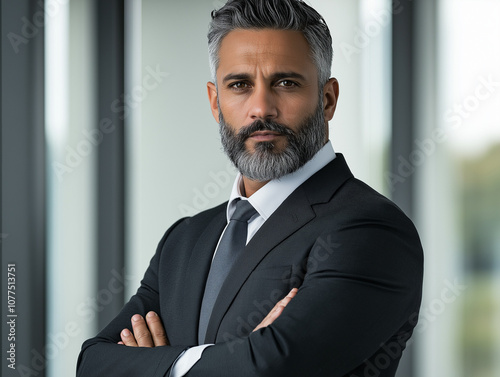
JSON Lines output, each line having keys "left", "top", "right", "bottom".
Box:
{"left": 204, "top": 187, "right": 315, "bottom": 342}
{"left": 180, "top": 209, "right": 227, "bottom": 344}
{"left": 204, "top": 155, "right": 354, "bottom": 342}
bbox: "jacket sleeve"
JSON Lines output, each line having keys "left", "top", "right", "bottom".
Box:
{"left": 78, "top": 199, "right": 423, "bottom": 377}
{"left": 186, "top": 203, "right": 423, "bottom": 376}
{"left": 76, "top": 219, "right": 189, "bottom": 377}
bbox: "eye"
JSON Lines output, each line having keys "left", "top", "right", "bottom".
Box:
{"left": 229, "top": 82, "right": 251, "bottom": 90}
{"left": 277, "top": 80, "right": 298, "bottom": 88}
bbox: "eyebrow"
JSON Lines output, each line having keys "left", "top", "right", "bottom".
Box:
{"left": 222, "top": 72, "right": 307, "bottom": 84}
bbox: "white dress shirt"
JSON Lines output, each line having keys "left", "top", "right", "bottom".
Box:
{"left": 170, "top": 141, "right": 336, "bottom": 376}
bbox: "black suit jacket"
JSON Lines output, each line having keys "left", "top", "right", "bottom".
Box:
{"left": 77, "top": 154, "right": 423, "bottom": 376}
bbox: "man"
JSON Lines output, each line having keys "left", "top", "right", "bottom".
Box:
{"left": 77, "top": 0, "right": 423, "bottom": 376}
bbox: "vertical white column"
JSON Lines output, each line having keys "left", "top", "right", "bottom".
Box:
{"left": 46, "top": 0, "right": 96, "bottom": 375}
{"left": 45, "top": 1, "right": 70, "bottom": 375}
{"left": 313, "top": 0, "right": 391, "bottom": 191}
{"left": 125, "top": 0, "right": 143, "bottom": 299}
{"left": 414, "top": 0, "right": 461, "bottom": 376}
{"left": 312, "top": 0, "right": 365, "bottom": 178}
{"left": 360, "top": 0, "right": 392, "bottom": 194}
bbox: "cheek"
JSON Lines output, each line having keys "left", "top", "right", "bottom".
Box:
{"left": 278, "top": 95, "right": 317, "bottom": 120}
{"left": 219, "top": 97, "right": 247, "bottom": 125}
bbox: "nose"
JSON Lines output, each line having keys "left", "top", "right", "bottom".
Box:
{"left": 248, "top": 86, "right": 278, "bottom": 121}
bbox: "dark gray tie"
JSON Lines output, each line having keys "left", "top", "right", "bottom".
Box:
{"left": 198, "top": 200, "right": 257, "bottom": 344}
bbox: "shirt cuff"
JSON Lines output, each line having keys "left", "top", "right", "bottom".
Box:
{"left": 170, "top": 344, "right": 214, "bottom": 377}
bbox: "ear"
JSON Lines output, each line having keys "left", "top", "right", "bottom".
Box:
{"left": 322, "top": 78, "right": 339, "bottom": 122}
{"left": 207, "top": 81, "right": 220, "bottom": 123}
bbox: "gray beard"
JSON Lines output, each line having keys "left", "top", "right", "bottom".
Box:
{"left": 219, "top": 99, "right": 327, "bottom": 181}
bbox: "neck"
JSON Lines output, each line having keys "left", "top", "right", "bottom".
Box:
{"left": 241, "top": 176, "right": 269, "bottom": 197}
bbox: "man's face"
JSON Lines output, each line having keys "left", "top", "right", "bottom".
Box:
{"left": 207, "top": 29, "right": 338, "bottom": 181}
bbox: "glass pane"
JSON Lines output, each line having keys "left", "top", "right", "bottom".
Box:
{"left": 439, "top": 0, "right": 500, "bottom": 376}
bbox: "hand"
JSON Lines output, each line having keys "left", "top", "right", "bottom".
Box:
{"left": 253, "top": 288, "right": 298, "bottom": 332}
{"left": 118, "top": 311, "right": 169, "bottom": 347}
{"left": 118, "top": 288, "right": 297, "bottom": 346}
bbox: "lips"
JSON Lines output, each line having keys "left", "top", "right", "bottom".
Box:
{"left": 249, "top": 131, "right": 282, "bottom": 141}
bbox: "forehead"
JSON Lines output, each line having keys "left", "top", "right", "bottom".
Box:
{"left": 217, "top": 29, "right": 317, "bottom": 79}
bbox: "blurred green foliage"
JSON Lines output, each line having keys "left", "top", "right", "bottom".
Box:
{"left": 460, "top": 144, "right": 500, "bottom": 377}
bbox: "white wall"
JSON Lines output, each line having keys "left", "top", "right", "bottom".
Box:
{"left": 127, "top": 0, "right": 234, "bottom": 293}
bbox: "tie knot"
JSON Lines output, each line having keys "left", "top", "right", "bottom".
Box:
{"left": 231, "top": 200, "right": 257, "bottom": 223}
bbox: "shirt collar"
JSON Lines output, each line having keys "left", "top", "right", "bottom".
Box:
{"left": 227, "top": 141, "right": 336, "bottom": 222}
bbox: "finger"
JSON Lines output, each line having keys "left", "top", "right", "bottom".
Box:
{"left": 120, "top": 328, "right": 138, "bottom": 347}
{"left": 131, "top": 314, "right": 155, "bottom": 347}
{"left": 118, "top": 341, "right": 124, "bottom": 345}
{"left": 273, "top": 287, "right": 298, "bottom": 310}
{"left": 253, "top": 288, "right": 298, "bottom": 332}
{"left": 254, "top": 304, "right": 284, "bottom": 332}
{"left": 279, "top": 287, "right": 298, "bottom": 306}
{"left": 145, "top": 311, "right": 169, "bottom": 346}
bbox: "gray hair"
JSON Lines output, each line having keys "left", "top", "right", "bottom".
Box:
{"left": 208, "top": 0, "right": 333, "bottom": 86}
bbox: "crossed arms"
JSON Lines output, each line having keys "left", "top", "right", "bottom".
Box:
{"left": 77, "top": 193, "right": 423, "bottom": 377}
{"left": 117, "top": 288, "right": 297, "bottom": 349}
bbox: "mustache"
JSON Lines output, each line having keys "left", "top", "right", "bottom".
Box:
{"left": 237, "top": 119, "right": 295, "bottom": 140}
